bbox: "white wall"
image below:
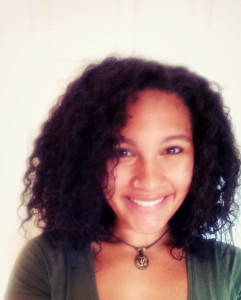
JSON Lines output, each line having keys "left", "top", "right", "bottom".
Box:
{"left": 1, "top": 0, "right": 241, "bottom": 296}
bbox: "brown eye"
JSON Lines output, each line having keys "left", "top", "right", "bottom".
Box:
{"left": 116, "top": 149, "right": 132, "bottom": 157}
{"left": 165, "top": 147, "right": 183, "bottom": 155}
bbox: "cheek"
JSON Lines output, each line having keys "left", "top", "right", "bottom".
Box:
{"left": 104, "top": 165, "right": 131, "bottom": 203}
{"left": 178, "top": 163, "right": 194, "bottom": 193}
{"left": 168, "top": 158, "right": 194, "bottom": 192}
{"left": 110, "top": 162, "right": 130, "bottom": 184}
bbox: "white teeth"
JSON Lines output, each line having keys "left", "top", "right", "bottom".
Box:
{"left": 130, "top": 198, "right": 164, "bottom": 207}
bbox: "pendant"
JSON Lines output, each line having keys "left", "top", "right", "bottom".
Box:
{"left": 135, "top": 250, "right": 149, "bottom": 270}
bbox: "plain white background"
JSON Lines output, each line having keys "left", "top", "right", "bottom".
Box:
{"left": 1, "top": 0, "right": 241, "bottom": 297}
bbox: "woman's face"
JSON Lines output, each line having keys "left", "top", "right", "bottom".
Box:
{"left": 105, "top": 89, "right": 194, "bottom": 236}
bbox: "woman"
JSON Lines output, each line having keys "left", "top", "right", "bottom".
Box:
{"left": 5, "top": 57, "right": 241, "bottom": 299}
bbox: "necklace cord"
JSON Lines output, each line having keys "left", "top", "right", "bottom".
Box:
{"left": 111, "top": 227, "right": 170, "bottom": 252}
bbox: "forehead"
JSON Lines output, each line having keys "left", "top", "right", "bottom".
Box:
{"left": 118, "top": 89, "right": 193, "bottom": 145}
{"left": 125, "top": 89, "right": 192, "bottom": 130}
{"left": 130, "top": 89, "right": 188, "bottom": 110}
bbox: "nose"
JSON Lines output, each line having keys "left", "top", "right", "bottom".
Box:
{"left": 131, "top": 159, "right": 164, "bottom": 192}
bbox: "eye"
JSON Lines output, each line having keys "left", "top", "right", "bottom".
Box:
{"left": 116, "top": 148, "right": 132, "bottom": 157}
{"left": 165, "top": 147, "right": 183, "bottom": 155}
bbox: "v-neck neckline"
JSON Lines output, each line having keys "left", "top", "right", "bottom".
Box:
{"left": 89, "top": 246, "right": 193, "bottom": 300}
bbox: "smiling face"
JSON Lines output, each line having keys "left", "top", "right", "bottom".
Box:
{"left": 105, "top": 89, "right": 194, "bottom": 237}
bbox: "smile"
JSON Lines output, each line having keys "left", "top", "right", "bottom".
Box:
{"left": 130, "top": 197, "right": 164, "bottom": 207}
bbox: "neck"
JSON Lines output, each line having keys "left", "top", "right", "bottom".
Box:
{"left": 110, "top": 226, "right": 171, "bottom": 249}
{"left": 110, "top": 227, "right": 171, "bottom": 270}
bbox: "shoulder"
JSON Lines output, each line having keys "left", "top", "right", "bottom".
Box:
{"left": 12, "top": 234, "right": 93, "bottom": 277}
{"left": 5, "top": 235, "right": 93, "bottom": 300}
{"left": 16, "top": 234, "right": 91, "bottom": 264}
{"left": 12, "top": 234, "right": 58, "bottom": 276}
{"left": 193, "top": 239, "right": 241, "bottom": 262}
{"left": 4, "top": 235, "right": 54, "bottom": 299}
{"left": 13, "top": 235, "right": 66, "bottom": 276}
{"left": 188, "top": 239, "right": 241, "bottom": 299}
{"left": 19, "top": 234, "right": 56, "bottom": 262}
{"left": 190, "top": 239, "right": 241, "bottom": 271}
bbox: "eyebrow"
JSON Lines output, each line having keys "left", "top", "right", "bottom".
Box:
{"left": 119, "top": 135, "right": 192, "bottom": 145}
{"left": 162, "top": 135, "right": 192, "bottom": 143}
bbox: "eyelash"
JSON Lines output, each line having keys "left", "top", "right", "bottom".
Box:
{"left": 115, "top": 148, "right": 132, "bottom": 157}
{"left": 115, "top": 146, "right": 183, "bottom": 157}
{"left": 165, "top": 147, "right": 183, "bottom": 155}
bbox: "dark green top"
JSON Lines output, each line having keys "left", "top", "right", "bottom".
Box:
{"left": 4, "top": 235, "right": 241, "bottom": 299}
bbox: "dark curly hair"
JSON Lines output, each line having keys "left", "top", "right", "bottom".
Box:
{"left": 21, "top": 57, "right": 240, "bottom": 252}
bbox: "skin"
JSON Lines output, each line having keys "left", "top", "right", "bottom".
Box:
{"left": 94, "top": 89, "right": 194, "bottom": 300}
{"left": 105, "top": 89, "right": 194, "bottom": 246}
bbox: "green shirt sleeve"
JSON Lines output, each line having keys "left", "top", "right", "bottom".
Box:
{"left": 4, "top": 237, "right": 52, "bottom": 300}
{"left": 4, "top": 235, "right": 99, "bottom": 300}
{"left": 188, "top": 240, "right": 241, "bottom": 300}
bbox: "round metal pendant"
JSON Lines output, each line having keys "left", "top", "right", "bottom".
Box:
{"left": 135, "top": 253, "right": 149, "bottom": 270}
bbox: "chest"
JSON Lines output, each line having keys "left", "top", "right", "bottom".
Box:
{"left": 94, "top": 246, "right": 188, "bottom": 300}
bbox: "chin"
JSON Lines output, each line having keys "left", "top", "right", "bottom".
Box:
{"left": 129, "top": 220, "right": 168, "bottom": 236}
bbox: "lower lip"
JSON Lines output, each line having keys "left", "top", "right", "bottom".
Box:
{"left": 124, "top": 195, "right": 170, "bottom": 213}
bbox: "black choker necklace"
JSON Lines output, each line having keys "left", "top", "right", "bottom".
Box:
{"left": 111, "top": 228, "right": 169, "bottom": 270}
